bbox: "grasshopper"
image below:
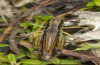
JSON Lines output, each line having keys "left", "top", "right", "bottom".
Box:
{"left": 33, "top": 6, "right": 82, "bottom": 61}
{"left": 33, "top": 17, "right": 65, "bottom": 61}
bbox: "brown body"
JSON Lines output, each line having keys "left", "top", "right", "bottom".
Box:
{"left": 41, "top": 18, "right": 64, "bottom": 60}
{"left": 34, "top": 18, "right": 65, "bottom": 61}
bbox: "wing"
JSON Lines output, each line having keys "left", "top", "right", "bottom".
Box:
{"left": 43, "top": 29, "right": 58, "bottom": 53}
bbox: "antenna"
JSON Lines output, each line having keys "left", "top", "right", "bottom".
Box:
{"left": 57, "top": 5, "right": 82, "bottom": 19}
{"left": 43, "top": 10, "right": 55, "bottom": 18}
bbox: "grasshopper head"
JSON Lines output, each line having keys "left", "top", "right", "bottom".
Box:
{"left": 49, "top": 18, "right": 61, "bottom": 28}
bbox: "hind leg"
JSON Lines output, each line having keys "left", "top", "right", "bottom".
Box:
{"left": 56, "top": 34, "right": 65, "bottom": 53}
{"left": 33, "top": 34, "right": 43, "bottom": 54}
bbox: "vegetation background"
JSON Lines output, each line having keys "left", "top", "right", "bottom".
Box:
{"left": 0, "top": 0, "right": 100, "bottom": 65}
